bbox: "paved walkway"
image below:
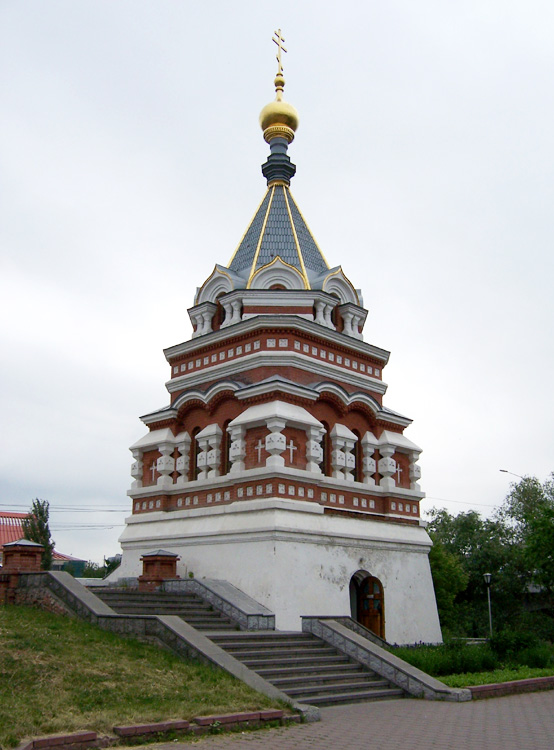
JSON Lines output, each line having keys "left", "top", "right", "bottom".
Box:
{"left": 150, "top": 692, "right": 554, "bottom": 749}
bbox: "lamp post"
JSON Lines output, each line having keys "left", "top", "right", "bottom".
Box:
{"left": 483, "top": 572, "right": 493, "bottom": 638}
{"left": 499, "top": 469, "right": 524, "bottom": 479}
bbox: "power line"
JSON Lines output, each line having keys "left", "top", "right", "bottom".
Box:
{"left": 425, "top": 496, "right": 499, "bottom": 509}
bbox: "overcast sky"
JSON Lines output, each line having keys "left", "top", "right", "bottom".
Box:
{"left": 1, "top": 1, "right": 553, "bottom": 564}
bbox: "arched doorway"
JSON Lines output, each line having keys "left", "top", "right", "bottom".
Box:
{"left": 350, "top": 571, "right": 385, "bottom": 639}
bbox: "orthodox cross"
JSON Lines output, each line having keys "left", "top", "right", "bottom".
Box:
{"left": 150, "top": 462, "right": 157, "bottom": 482}
{"left": 395, "top": 465, "right": 403, "bottom": 484}
{"left": 272, "top": 28, "right": 287, "bottom": 75}
{"left": 287, "top": 439, "right": 297, "bottom": 463}
{"left": 255, "top": 439, "right": 265, "bottom": 463}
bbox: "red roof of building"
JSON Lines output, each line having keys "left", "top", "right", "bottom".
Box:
{"left": 0, "top": 511, "right": 28, "bottom": 547}
{"left": 0, "top": 511, "right": 83, "bottom": 562}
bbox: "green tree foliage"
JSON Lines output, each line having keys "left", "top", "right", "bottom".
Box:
{"left": 428, "top": 541, "right": 468, "bottom": 634}
{"left": 499, "top": 474, "right": 554, "bottom": 598}
{"left": 427, "top": 474, "right": 554, "bottom": 638}
{"left": 22, "top": 499, "right": 54, "bottom": 570}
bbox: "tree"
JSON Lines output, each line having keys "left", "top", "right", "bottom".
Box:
{"left": 428, "top": 540, "right": 468, "bottom": 635}
{"left": 498, "top": 473, "right": 554, "bottom": 599}
{"left": 427, "top": 507, "right": 529, "bottom": 635}
{"left": 22, "top": 499, "right": 54, "bottom": 570}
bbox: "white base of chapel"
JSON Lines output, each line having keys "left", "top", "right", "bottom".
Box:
{"left": 115, "top": 498, "right": 442, "bottom": 645}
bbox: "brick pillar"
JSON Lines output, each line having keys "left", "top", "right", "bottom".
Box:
{"left": 0, "top": 539, "right": 44, "bottom": 604}
{"left": 138, "top": 550, "right": 180, "bottom": 592}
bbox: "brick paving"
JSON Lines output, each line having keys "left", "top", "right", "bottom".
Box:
{"left": 150, "top": 692, "right": 554, "bottom": 750}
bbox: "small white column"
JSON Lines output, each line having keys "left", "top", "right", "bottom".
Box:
{"left": 220, "top": 300, "right": 233, "bottom": 329}
{"left": 175, "top": 432, "right": 191, "bottom": 487}
{"left": 342, "top": 311, "right": 354, "bottom": 337}
{"left": 409, "top": 450, "right": 422, "bottom": 491}
{"left": 156, "top": 441, "right": 176, "bottom": 489}
{"left": 361, "top": 432, "right": 378, "bottom": 487}
{"left": 314, "top": 300, "right": 326, "bottom": 326}
{"left": 130, "top": 449, "right": 143, "bottom": 489}
{"left": 330, "top": 424, "right": 357, "bottom": 481}
{"left": 324, "top": 303, "right": 335, "bottom": 329}
{"left": 196, "top": 424, "right": 222, "bottom": 480}
{"left": 202, "top": 310, "right": 214, "bottom": 335}
{"left": 230, "top": 299, "right": 242, "bottom": 325}
{"left": 265, "top": 417, "right": 287, "bottom": 468}
{"left": 351, "top": 313, "right": 363, "bottom": 340}
{"left": 191, "top": 312, "right": 203, "bottom": 338}
{"left": 305, "top": 426, "right": 324, "bottom": 474}
{"left": 228, "top": 425, "right": 246, "bottom": 473}
{"left": 378, "top": 444, "right": 397, "bottom": 492}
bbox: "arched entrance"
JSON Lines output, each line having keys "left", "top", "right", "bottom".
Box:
{"left": 350, "top": 570, "right": 385, "bottom": 639}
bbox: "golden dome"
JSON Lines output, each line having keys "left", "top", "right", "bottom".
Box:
{"left": 259, "top": 74, "right": 299, "bottom": 144}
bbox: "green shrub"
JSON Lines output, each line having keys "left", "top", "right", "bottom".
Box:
{"left": 517, "top": 645, "right": 554, "bottom": 669}
{"left": 393, "top": 642, "right": 498, "bottom": 677}
{"left": 490, "top": 629, "right": 540, "bottom": 658}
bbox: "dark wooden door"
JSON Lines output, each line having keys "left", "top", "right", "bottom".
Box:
{"left": 358, "top": 576, "right": 384, "bottom": 638}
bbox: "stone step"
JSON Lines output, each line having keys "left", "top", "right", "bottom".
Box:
{"left": 294, "top": 687, "right": 405, "bottom": 706}
{"left": 210, "top": 632, "right": 312, "bottom": 642}
{"left": 255, "top": 662, "right": 363, "bottom": 679}
{"left": 103, "top": 604, "right": 215, "bottom": 614}
{"left": 269, "top": 670, "right": 381, "bottom": 687}
{"left": 240, "top": 653, "right": 350, "bottom": 669}
{"left": 222, "top": 645, "right": 337, "bottom": 660}
{"left": 211, "top": 638, "right": 328, "bottom": 651}
{"left": 283, "top": 678, "right": 389, "bottom": 696}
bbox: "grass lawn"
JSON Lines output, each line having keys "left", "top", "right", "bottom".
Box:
{"left": 441, "top": 666, "right": 554, "bottom": 688}
{"left": 0, "top": 606, "right": 281, "bottom": 748}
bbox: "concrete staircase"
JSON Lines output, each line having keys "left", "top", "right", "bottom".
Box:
{"left": 94, "top": 588, "right": 237, "bottom": 631}
{"left": 209, "top": 631, "right": 404, "bottom": 706}
{"left": 94, "top": 588, "right": 404, "bottom": 706}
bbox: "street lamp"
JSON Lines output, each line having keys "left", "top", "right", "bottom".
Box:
{"left": 483, "top": 572, "right": 493, "bottom": 638}
{"left": 499, "top": 469, "right": 524, "bottom": 479}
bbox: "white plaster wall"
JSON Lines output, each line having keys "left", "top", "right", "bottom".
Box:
{"left": 116, "top": 499, "right": 442, "bottom": 644}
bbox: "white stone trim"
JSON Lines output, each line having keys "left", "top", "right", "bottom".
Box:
{"left": 164, "top": 315, "right": 390, "bottom": 365}
{"left": 166, "top": 351, "right": 388, "bottom": 396}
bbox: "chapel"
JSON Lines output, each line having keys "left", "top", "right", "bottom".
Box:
{"left": 115, "top": 36, "right": 442, "bottom": 644}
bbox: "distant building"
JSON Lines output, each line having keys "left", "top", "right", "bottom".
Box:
{"left": 0, "top": 510, "right": 85, "bottom": 574}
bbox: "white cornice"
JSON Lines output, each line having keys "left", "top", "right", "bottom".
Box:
{"left": 235, "top": 379, "right": 319, "bottom": 402}
{"left": 165, "top": 351, "right": 388, "bottom": 396}
{"left": 127, "top": 463, "right": 425, "bottom": 500}
{"left": 164, "top": 315, "right": 390, "bottom": 364}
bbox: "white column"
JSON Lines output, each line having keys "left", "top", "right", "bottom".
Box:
{"left": 130, "top": 449, "right": 143, "bottom": 489}
{"left": 330, "top": 424, "right": 357, "bottom": 481}
{"left": 156, "top": 441, "right": 175, "bottom": 489}
{"left": 265, "top": 417, "right": 287, "bottom": 468}
{"left": 361, "top": 432, "right": 378, "bottom": 487}
{"left": 378, "top": 444, "right": 397, "bottom": 492}
{"left": 305, "top": 426, "right": 324, "bottom": 474}
{"left": 314, "top": 300, "right": 326, "bottom": 326}
{"left": 342, "top": 311, "right": 354, "bottom": 337}
{"left": 195, "top": 424, "right": 222, "bottom": 480}
{"left": 230, "top": 299, "right": 242, "bottom": 325}
{"left": 352, "top": 313, "right": 363, "bottom": 339}
{"left": 175, "top": 433, "right": 191, "bottom": 487}
{"left": 191, "top": 312, "right": 203, "bottom": 338}
{"left": 202, "top": 310, "right": 214, "bottom": 335}
{"left": 220, "top": 300, "right": 233, "bottom": 328}
{"left": 324, "top": 303, "right": 335, "bottom": 329}
{"left": 228, "top": 425, "right": 246, "bottom": 473}
{"left": 409, "top": 450, "right": 422, "bottom": 491}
